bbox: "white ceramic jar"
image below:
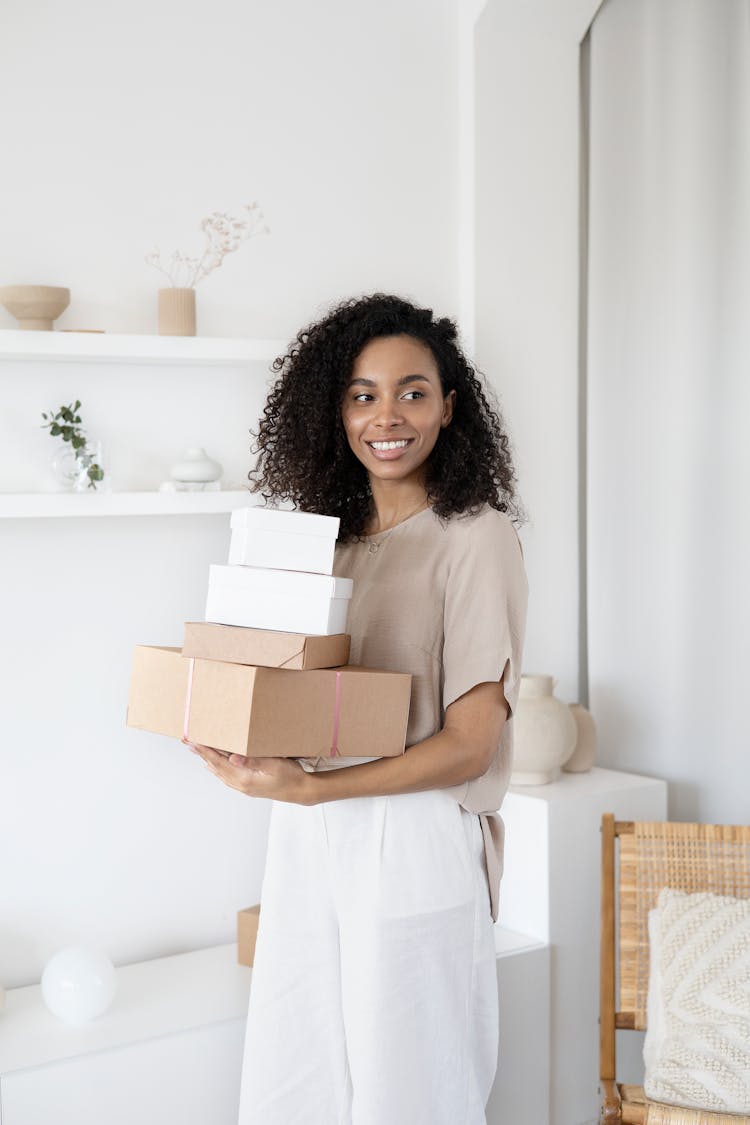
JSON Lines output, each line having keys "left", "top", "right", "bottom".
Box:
{"left": 510, "top": 674, "right": 578, "bottom": 785}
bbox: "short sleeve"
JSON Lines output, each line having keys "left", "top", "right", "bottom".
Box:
{"left": 442, "top": 508, "right": 528, "bottom": 716}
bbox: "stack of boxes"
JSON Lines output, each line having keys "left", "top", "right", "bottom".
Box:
{"left": 126, "top": 507, "right": 413, "bottom": 965}
{"left": 127, "top": 507, "right": 412, "bottom": 760}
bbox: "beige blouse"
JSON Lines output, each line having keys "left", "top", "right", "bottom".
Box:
{"left": 299, "top": 503, "right": 529, "bottom": 922}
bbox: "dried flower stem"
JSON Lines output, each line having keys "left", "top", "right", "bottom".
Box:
{"left": 145, "top": 202, "right": 269, "bottom": 289}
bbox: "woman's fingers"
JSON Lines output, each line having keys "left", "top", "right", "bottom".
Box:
{"left": 182, "top": 741, "right": 309, "bottom": 803}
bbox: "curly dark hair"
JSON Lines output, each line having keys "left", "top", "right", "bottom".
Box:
{"left": 248, "top": 293, "right": 525, "bottom": 540}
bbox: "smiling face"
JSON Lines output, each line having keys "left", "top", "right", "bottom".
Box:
{"left": 341, "top": 334, "right": 455, "bottom": 488}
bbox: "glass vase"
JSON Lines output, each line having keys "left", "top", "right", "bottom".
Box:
{"left": 51, "top": 440, "right": 105, "bottom": 492}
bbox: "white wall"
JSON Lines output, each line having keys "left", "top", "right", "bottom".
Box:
{"left": 0, "top": 0, "right": 458, "bottom": 340}
{"left": 472, "top": 0, "right": 600, "bottom": 706}
{"left": 471, "top": 0, "right": 747, "bottom": 832}
{"left": 0, "top": 0, "right": 459, "bottom": 988}
{"left": 585, "top": 0, "right": 750, "bottom": 826}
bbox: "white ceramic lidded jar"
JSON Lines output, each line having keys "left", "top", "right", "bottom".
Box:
{"left": 170, "top": 447, "right": 222, "bottom": 483}
{"left": 510, "top": 674, "right": 578, "bottom": 785}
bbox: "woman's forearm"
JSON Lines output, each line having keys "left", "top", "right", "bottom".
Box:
{"left": 303, "top": 681, "right": 508, "bottom": 805}
{"left": 303, "top": 727, "right": 486, "bottom": 805}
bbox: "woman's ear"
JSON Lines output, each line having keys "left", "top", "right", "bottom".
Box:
{"left": 442, "top": 389, "right": 456, "bottom": 427}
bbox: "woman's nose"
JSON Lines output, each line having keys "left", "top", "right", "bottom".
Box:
{"left": 374, "top": 398, "right": 404, "bottom": 427}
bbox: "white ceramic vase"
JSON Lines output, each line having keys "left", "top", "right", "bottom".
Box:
{"left": 563, "top": 702, "right": 597, "bottom": 772}
{"left": 510, "top": 674, "right": 578, "bottom": 785}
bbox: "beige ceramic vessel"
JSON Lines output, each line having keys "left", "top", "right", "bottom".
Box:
{"left": 563, "top": 703, "right": 598, "bottom": 772}
{"left": 510, "top": 674, "right": 578, "bottom": 785}
{"left": 0, "top": 285, "right": 70, "bottom": 330}
{"left": 158, "top": 287, "right": 196, "bottom": 336}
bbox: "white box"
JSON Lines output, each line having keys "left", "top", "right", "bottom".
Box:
{"left": 205, "top": 565, "right": 353, "bottom": 636}
{"left": 228, "top": 507, "right": 339, "bottom": 575}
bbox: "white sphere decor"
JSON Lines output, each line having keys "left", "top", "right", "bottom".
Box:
{"left": 41, "top": 946, "right": 117, "bottom": 1026}
{"left": 510, "top": 674, "right": 578, "bottom": 786}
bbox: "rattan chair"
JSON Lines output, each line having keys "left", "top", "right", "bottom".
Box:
{"left": 599, "top": 814, "right": 750, "bottom": 1125}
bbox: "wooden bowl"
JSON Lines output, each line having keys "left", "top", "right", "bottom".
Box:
{"left": 0, "top": 285, "right": 71, "bottom": 330}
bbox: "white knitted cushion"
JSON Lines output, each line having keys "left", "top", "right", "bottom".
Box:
{"left": 644, "top": 888, "right": 750, "bottom": 1114}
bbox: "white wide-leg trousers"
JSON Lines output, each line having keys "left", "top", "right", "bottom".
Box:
{"left": 237, "top": 787, "right": 499, "bottom": 1125}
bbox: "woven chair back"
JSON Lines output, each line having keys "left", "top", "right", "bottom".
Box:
{"left": 618, "top": 821, "right": 750, "bottom": 1029}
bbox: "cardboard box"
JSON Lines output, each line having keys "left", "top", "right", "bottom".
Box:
{"left": 205, "top": 565, "right": 353, "bottom": 636}
{"left": 238, "top": 905, "right": 260, "bottom": 967}
{"left": 126, "top": 646, "right": 411, "bottom": 759}
{"left": 228, "top": 507, "right": 339, "bottom": 575}
{"left": 182, "top": 622, "right": 350, "bottom": 670}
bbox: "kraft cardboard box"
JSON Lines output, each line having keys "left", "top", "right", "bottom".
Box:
{"left": 238, "top": 905, "right": 260, "bottom": 967}
{"left": 126, "top": 646, "right": 411, "bottom": 759}
{"left": 205, "top": 565, "right": 353, "bottom": 636}
{"left": 182, "top": 622, "right": 350, "bottom": 670}
{"left": 228, "top": 507, "right": 339, "bottom": 575}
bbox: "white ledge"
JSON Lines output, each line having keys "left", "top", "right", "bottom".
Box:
{"left": 0, "top": 329, "right": 288, "bottom": 365}
{"left": 0, "top": 490, "right": 260, "bottom": 519}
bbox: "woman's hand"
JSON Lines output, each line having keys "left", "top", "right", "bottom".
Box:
{"left": 185, "top": 741, "right": 315, "bottom": 805}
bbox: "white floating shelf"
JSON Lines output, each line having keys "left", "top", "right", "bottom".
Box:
{"left": 0, "top": 490, "right": 260, "bottom": 519}
{"left": 0, "top": 329, "right": 288, "bottom": 365}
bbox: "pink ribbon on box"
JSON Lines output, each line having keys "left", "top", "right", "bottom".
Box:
{"left": 329, "top": 670, "right": 342, "bottom": 757}
{"left": 183, "top": 657, "right": 195, "bottom": 743}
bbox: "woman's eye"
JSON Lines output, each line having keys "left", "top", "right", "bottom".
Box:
{"left": 402, "top": 390, "right": 424, "bottom": 400}
{"left": 353, "top": 393, "right": 374, "bottom": 402}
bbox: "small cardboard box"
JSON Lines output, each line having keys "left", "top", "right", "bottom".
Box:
{"left": 238, "top": 905, "right": 260, "bottom": 967}
{"left": 126, "top": 646, "right": 411, "bottom": 758}
{"left": 205, "top": 565, "right": 353, "bottom": 636}
{"left": 182, "top": 622, "right": 350, "bottom": 670}
{"left": 228, "top": 507, "right": 339, "bottom": 575}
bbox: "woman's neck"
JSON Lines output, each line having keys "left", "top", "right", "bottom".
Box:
{"left": 366, "top": 479, "right": 430, "bottom": 534}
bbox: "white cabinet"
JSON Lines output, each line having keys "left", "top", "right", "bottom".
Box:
{"left": 488, "top": 929, "right": 551, "bottom": 1125}
{"left": 499, "top": 767, "right": 668, "bottom": 1125}
{"left": 1, "top": 1022, "right": 245, "bottom": 1125}
{"left": 1, "top": 935, "right": 551, "bottom": 1125}
{"left": 0, "top": 946, "right": 251, "bottom": 1125}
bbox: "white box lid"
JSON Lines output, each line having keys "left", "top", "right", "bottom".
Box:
{"left": 230, "top": 506, "right": 340, "bottom": 538}
{"left": 208, "top": 564, "right": 352, "bottom": 599}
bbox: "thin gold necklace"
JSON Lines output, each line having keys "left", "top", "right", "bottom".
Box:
{"left": 366, "top": 498, "right": 429, "bottom": 555}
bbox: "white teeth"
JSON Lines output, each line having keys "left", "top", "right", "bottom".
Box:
{"left": 370, "top": 440, "right": 409, "bottom": 451}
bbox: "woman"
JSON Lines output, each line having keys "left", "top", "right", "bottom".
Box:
{"left": 189, "top": 293, "right": 528, "bottom": 1125}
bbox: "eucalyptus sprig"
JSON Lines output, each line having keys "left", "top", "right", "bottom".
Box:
{"left": 41, "top": 400, "right": 104, "bottom": 489}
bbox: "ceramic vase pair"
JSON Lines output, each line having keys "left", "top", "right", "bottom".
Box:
{"left": 510, "top": 674, "right": 597, "bottom": 786}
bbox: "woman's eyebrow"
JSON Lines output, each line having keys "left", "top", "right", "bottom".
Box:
{"left": 349, "top": 373, "right": 431, "bottom": 387}
{"left": 397, "top": 374, "right": 431, "bottom": 386}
